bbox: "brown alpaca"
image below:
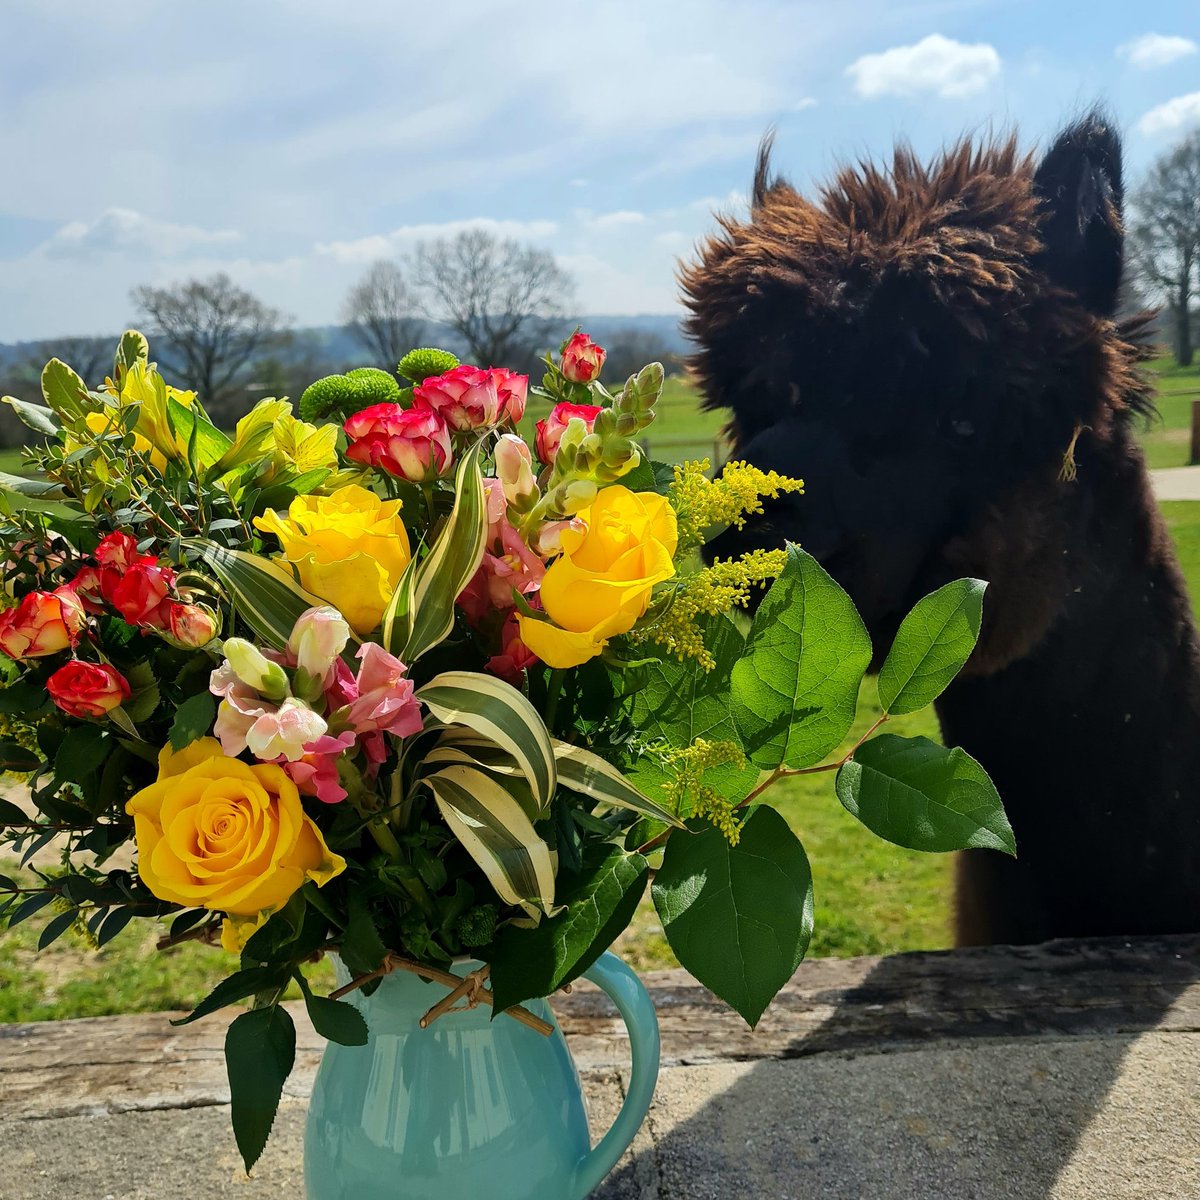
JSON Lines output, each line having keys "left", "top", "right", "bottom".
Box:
{"left": 681, "top": 112, "right": 1200, "bottom": 945}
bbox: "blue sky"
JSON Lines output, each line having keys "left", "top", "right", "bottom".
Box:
{"left": 1, "top": 0, "right": 1197, "bottom": 341}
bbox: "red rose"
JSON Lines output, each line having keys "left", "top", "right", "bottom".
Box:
{"left": 560, "top": 332, "right": 606, "bottom": 384}
{"left": 535, "top": 401, "right": 603, "bottom": 464}
{"left": 0, "top": 588, "right": 86, "bottom": 660}
{"left": 486, "top": 613, "right": 540, "bottom": 685}
{"left": 93, "top": 532, "right": 173, "bottom": 609}
{"left": 492, "top": 368, "right": 528, "bottom": 424}
{"left": 110, "top": 562, "right": 172, "bottom": 626}
{"left": 47, "top": 661, "right": 131, "bottom": 719}
{"left": 344, "top": 403, "right": 454, "bottom": 482}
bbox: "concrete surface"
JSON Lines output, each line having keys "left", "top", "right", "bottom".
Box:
{"left": 1151, "top": 466, "right": 1200, "bottom": 501}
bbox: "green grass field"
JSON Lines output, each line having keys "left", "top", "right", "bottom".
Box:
{"left": 1139, "top": 354, "right": 1200, "bottom": 470}
{"left": 2, "top": 359, "right": 1199, "bottom": 1020}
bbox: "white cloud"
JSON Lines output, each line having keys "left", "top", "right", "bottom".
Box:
{"left": 847, "top": 34, "right": 1001, "bottom": 100}
{"left": 584, "top": 211, "right": 649, "bottom": 231}
{"left": 315, "top": 218, "right": 559, "bottom": 264}
{"left": 38, "top": 208, "right": 241, "bottom": 259}
{"left": 1118, "top": 33, "right": 1198, "bottom": 70}
{"left": 1137, "top": 92, "right": 1200, "bottom": 135}
{"left": 792, "top": 97, "right": 818, "bottom": 111}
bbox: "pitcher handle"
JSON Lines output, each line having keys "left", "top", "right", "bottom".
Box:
{"left": 573, "top": 952, "right": 660, "bottom": 1198}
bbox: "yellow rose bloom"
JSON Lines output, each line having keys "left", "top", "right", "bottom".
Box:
{"left": 519, "top": 486, "right": 678, "bottom": 669}
{"left": 254, "top": 485, "right": 411, "bottom": 634}
{"left": 125, "top": 738, "right": 345, "bottom": 933}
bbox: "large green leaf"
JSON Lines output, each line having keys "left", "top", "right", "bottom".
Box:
{"left": 731, "top": 546, "right": 871, "bottom": 770}
{"left": 225, "top": 1005, "right": 296, "bottom": 1173}
{"left": 551, "top": 740, "right": 685, "bottom": 827}
{"left": 40, "top": 358, "right": 89, "bottom": 423}
{"left": 1, "top": 397, "right": 60, "bottom": 437}
{"left": 877, "top": 579, "right": 986, "bottom": 716}
{"left": 172, "top": 966, "right": 289, "bottom": 1027}
{"left": 489, "top": 845, "right": 650, "bottom": 1013}
{"left": 188, "top": 540, "right": 346, "bottom": 654}
{"left": 424, "top": 763, "right": 557, "bottom": 916}
{"left": 168, "top": 397, "right": 233, "bottom": 470}
{"left": 629, "top": 613, "right": 760, "bottom": 802}
{"left": 394, "top": 441, "right": 488, "bottom": 661}
{"left": 0, "top": 472, "right": 68, "bottom": 500}
{"left": 652, "top": 806, "right": 813, "bottom": 1027}
{"left": 418, "top": 671, "right": 556, "bottom": 812}
{"left": 835, "top": 733, "right": 1014, "bottom": 854}
{"left": 296, "top": 975, "right": 369, "bottom": 1047}
{"left": 113, "top": 330, "right": 149, "bottom": 385}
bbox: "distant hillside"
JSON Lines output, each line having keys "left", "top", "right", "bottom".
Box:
{"left": 0, "top": 313, "right": 689, "bottom": 372}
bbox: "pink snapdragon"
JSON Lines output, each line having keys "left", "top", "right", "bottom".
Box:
{"left": 486, "top": 613, "right": 540, "bottom": 685}
{"left": 458, "top": 482, "right": 546, "bottom": 625}
{"left": 344, "top": 643, "right": 423, "bottom": 738}
{"left": 282, "top": 731, "right": 356, "bottom": 805}
{"left": 245, "top": 697, "right": 328, "bottom": 763}
{"left": 494, "top": 434, "right": 537, "bottom": 506}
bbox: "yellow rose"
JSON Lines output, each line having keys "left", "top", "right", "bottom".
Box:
{"left": 125, "top": 738, "right": 345, "bottom": 937}
{"left": 254, "top": 485, "right": 411, "bottom": 634}
{"left": 519, "top": 485, "right": 678, "bottom": 669}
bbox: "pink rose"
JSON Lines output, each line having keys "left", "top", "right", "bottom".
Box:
{"left": 0, "top": 588, "right": 86, "bottom": 660}
{"left": 535, "top": 401, "right": 602, "bottom": 464}
{"left": 560, "top": 332, "right": 606, "bottom": 383}
{"left": 344, "top": 403, "right": 453, "bottom": 482}
{"left": 492, "top": 368, "right": 528, "bottom": 424}
{"left": 413, "top": 364, "right": 502, "bottom": 431}
{"left": 345, "top": 643, "right": 423, "bottom": 738}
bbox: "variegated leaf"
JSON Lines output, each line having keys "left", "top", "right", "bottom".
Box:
{"left": 424, "top": 764, "right": 557, "bottom": 915}
{"left": 418, "top": 671, "right": 556, "bottom": 812}
{"left": 552, "top": 739, "right": 685, "bottom": 827}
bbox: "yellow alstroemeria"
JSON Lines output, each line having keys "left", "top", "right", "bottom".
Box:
{"left": 97, "top": 360, "right": 197, "bottom": 471}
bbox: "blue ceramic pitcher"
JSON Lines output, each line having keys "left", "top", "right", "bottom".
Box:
{"left": 304, "top": 952, "right": 659, "bottom": 1200}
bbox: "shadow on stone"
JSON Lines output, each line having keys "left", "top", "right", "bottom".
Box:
{"left": 592, "top": 935, "right": 1200, "bottom": 1200}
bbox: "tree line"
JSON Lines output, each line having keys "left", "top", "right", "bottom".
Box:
{"left": 0, "top": 229, "right": 682, "bottom": 446}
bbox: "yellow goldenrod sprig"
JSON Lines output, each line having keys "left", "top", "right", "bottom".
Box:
{"left": 658, "top": 738, "right": 746, "bottom": 845}
{"left": 669, "top": 458, "right": 804, "bottom": 550}
{"left": 635, "top": 548, "right": 788, "bottom": 669}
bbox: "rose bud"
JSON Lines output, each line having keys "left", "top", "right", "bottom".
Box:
{"left": 47, "top": 661, "right": 132, "bottom": 719}
{"left": 492, "top": 368, "right": 528, "bottom": 424}
{"left": 343, "top": 403, "right": 453, "bottom": 482}
{"left": 535, "top": 401, "right": 602, "bottom": 464}
{"left": 494, "top": 434, "right": 538, "bottom": 506}
{"left": 560, "top": 332, "right": 606, "bottom": 384}
{"left": 0, "top": 588, "right": 86, "bottom": 660}
{"left": 412, "top": 364, "right": 502, "bottom": 431}
{"left": 164, "top": 602, "right": 219, "bottom": 649}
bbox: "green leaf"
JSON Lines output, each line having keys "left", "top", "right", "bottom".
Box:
{"left": 114, "top": 330, "right": 149, "bottom": 385}
{"left": 187, "top": 541, "right": 348, "bottom": 654}
{"left": 652, "top": 806, "right": 813, "bottom": 1028}
{"left": 169, "top": 691, "right": 217, "bottom": 750}
{"left": 0, "top": 472, "right": 68, "bottom": 500}
{"left": 835, "top": 734, "right": 1014, "bottom": 855}
{"left": 424, "top": 764, "right": 557, "bottom": 917}
{"left": 418, "top": 670, "right": 556, "bottom": 812}
{"left": 41, "top": 358, "right": 89, "bottom": 422}
{"left": 296, "top": 976, "right": 369, "bottom": 1047}
{"left": 489, "top": 845, "right": 649, "bottom": 1013}
{"left": 551, "top": 740, "right": 684, "bottom": 827}
{"left": 397, "top": 440, "right": 488, "bottom": 660}
{"left": 55, "top": 725, "right": 108, "bottom": 784}
{"left": 38, "top": 908, "right": 79, "bottom": 949}
{"left": 340, "top": 891, "right": 387, "bottom": 978}
{"left": 877, "top": 579, "right": 986, "bottom": 716}
{"left": 731, "top": 546, "right": 871, "bottom": 770}
{"left": 0, "top": 740, "right": 40, "bottom": 773}
{"left": 168, "top": 398, "right": 232, "bottom": 470}
{"left": 2, "top": 397, "right": 60, "bottom": 437}
{"left": 225, "top": 1005, "right": 296, "bottom": 1173}
{"left": 172, "top": 966, "right": 289, "bottom": 1026}
{"left": 629, "top": 613, "right": 761, "bottom": 801}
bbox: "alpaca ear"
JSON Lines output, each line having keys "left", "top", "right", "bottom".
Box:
{"left": 1032, "top": 112, "right": 1124, "bottom": 315}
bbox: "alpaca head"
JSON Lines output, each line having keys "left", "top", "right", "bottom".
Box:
{"left": 682, "top": 112, "right": 1149, "bottom": 661}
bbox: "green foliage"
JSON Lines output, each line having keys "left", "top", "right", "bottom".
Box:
{"left": 652, "top": 806, "right": 813, "bottom": 1027}
{"left": 489, "top": 845, "right": 649, "bottom": 1013}
{"left": 225, "top": 1004, "right": 296, "bottom": 1173}
{"left": 877, "top": 579, "right": 986, "bottom": 715}
{"left": 731, "top": 546, "right": 871, "bottom": 769}
{"left": 169, "top": 691, "right": 217, "bottom": 750}
{"left": 836, "top": 734, "right": 1015, "bottom": 855}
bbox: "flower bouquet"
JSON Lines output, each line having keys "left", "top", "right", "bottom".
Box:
{"left": 0, "top": 329, "right": 1011, "bottom": 1185}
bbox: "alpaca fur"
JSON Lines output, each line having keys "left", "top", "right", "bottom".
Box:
{"left": 682, "top": 112, "right": 1200, "bottom": 945}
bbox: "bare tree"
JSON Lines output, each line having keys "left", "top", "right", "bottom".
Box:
{"left": 342, "top": 261, "right": 425, "bottom": 370}
{"left": 600, "top": 327, "right": 684, "bottom": 383}
{"left": 130, "top": 274, "right": 289, "bottom": 417}
{"left": 411, "top": 230, "right": 573, "bottom": 367}
{"left": 1128, "top": 130, "right": 1200, "bottom": 366}
{"left": 20, "top": 337, "right": 113, "bottom": 387}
